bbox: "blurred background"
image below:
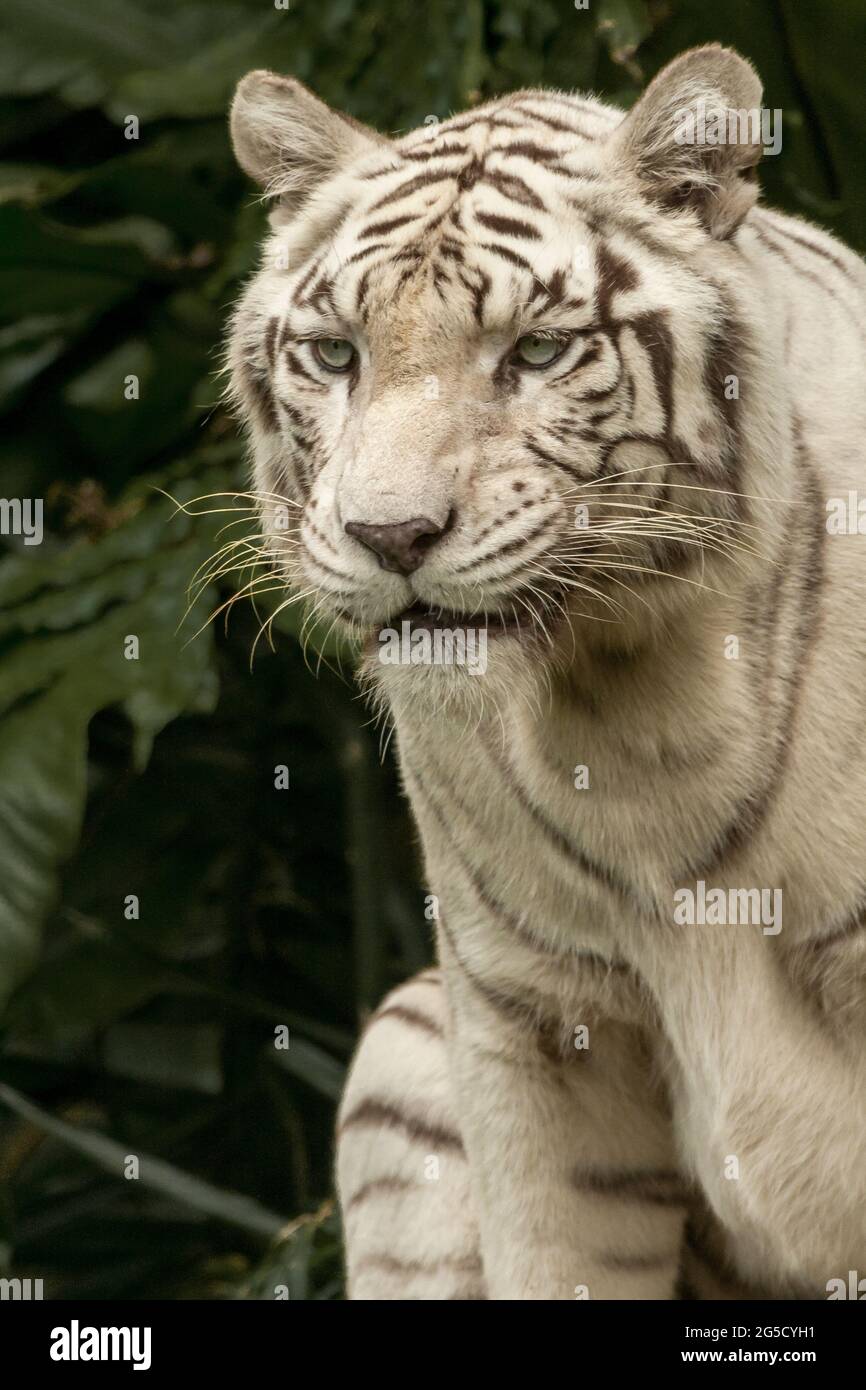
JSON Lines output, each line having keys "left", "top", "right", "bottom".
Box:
{"left": 0, "top": 0, "right": 862, "bottom": 1301}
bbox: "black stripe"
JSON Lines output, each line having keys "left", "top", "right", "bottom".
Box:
{"left": 523, "top": 438, "right": 591, "bottom": 482}
{"left": 570, "top": 197, "right": 702, "bottom": 273}
{"left": 477, "top": 241, "right": 533, "bottom": 272}
{"left": 686, "top": 422, "right": 825, "bottom": 876}
{"left": 339, "top": 1096, "right": 464, "bottom": 1153}
{"left": 410, "top": 767, "right": 561, "bottom": 957}
{"left": 374, "top": 1004, "right": 444, "bottom": 1037}
{"left": 359, "top": 213, "right": 423, "bottom": 239}
{"left": 800, "top": 900, "right": 866, "bottom": 956}
{"left": 474, "top": 209, "right": 541, "bottom": 240}
{"left": 432, "top": 112, "right": 526, "bottom": 135}
{"left": 354, "top": 1251, "right": 483, "bottom": 1276}
{"left": 476, "top": 169, "right": 545, "bottom": 210}
{"left": 344, "top": 242, "right": 390, "bottom": 264}
{"left": 238, "top": 361, "right": 279, "bottom": 433}
{"left": 498, "top": 140, "right": 562, "bottom": 165}
{"left": 458, "top": 267, "right": 491, "bottom": 326}
{"left": 599, "top": 1249, "right": 682, "bottom": 1272}
{"left": 571, "top": 1165, "right": 689, "bottom": 1207}
{"left": 292, "top": 253, "right": 325, "bottom": 305}
{"left": 595, "top": 240, "right": 640, "bottom": 323}
{"left": 367, "top": 168, "right": 460, "bottom": 212}
{"left": 450, "top": 509, "right": 556, "bottom": 573}
{"left": 479, "top": 728, "right": 649, "bottom": 914}
{"left": 401, "top": 141, "right": 471, "bottom": 161}
{"left": 360, "top": 161, "right": 407, "bottom": 180}
{"left": 263, "top": 317, "right": 280, "bottom": 369}
{"left": 344, "top": 1176, "right": 413, "bottom": 1213}
{"left": 754, "top": 211, "right": 860, "bottom": 285}
{"left": 628, "top": 311, "right": 675, "bottom": 445}
{"left": 434, "top": 910, "right": 562, "bottom": 1047}
{"left": 753, "top": 225, "right": 866, "bottom": 344}
{"left": 508, "top": 103, "right": 600, "bottom": 138}
{"left": 284, "top": 350, "right": 323, "bottom": 387}
{"left": 356, "top": 266, "right": 373, "bottom": 314}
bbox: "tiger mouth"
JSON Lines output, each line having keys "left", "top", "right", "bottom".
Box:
{"left": 392, "top": 603, "right": 521, "bottom": 636}
{"left": 390, "top": 586, "right": 566, "bottom": 637}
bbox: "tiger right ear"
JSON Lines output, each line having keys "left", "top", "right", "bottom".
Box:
{"left": 611, "top": 45, "right": 765, "bottom": 239}
{"left": 230, "top": 70, "right": 384, "bottom": 206}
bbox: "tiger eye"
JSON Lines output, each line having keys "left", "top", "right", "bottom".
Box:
{"left": 514, "top": 333, "right": 565, "bottom": 367}
{"left": 313, "top": 338, "right": 356, "bottom": 371}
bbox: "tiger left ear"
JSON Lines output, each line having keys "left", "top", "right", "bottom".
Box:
{"left": 611, "top": 45, "right": 764, "bottom": 239}
{"left": 230, "top": 70, "right": 385, "bottom": 208}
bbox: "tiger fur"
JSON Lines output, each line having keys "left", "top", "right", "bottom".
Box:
{"left": 227, "top": 46, "right": 866, "bottom": 1300}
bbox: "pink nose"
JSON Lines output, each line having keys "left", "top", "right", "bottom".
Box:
{"left": 344, "top": 516, "right": 448, "bottom": 575}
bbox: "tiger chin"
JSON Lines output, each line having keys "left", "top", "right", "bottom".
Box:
{"left": 227, "top": 45, "right": 866, "bottom": 1301}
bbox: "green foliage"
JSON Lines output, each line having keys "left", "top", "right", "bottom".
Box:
{"left": 0, "top": 0, "right": 861, "bottom": 1300}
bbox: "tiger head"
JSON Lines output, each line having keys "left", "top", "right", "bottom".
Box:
{"left": 227, "top": 46, "right": 780, "bottom": 701}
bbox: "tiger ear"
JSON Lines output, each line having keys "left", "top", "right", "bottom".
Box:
{"left": 230, "top": 70, "right": 384, "bottom": 206}
{"left": 611, "top": 45, "right": 765, "bottom": 239}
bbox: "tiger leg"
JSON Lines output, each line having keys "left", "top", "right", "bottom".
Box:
{"left": 336, "top": 968, "right": 484, "bottom": 1299}
{"left": 440, "top": 945, "right": 690, "bottom": 1301}
{"left": 336, "top": 969, "right": 707, "bottom": 1301}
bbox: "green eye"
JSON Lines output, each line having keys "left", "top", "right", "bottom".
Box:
{"left": 313, "top": 338, "right": 355, "bottom": 371}
{"left": 514, "top": 333, "right": 566, "bottom": 367}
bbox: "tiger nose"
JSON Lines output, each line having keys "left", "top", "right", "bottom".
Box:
{"left": 344, "top": 516, "right": 450, "bottom": 576}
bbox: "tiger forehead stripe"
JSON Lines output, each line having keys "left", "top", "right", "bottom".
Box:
{"left": 476, "top": 242, "right": 533, "bottom": 272}
{"left": 291, "top": 253, "right": 326, "bottom": 305}
{"left": 343, "top": 241, "right": 390, "bottom": 264}
{"left": 594, "top": 241, "right": 641, "bottom": 322}
{"left": 400, "top": 141, "right": 472, "bottom": 162}
{"left": 507, "top": 104, "right": 603, "bottom": 139}
{"left": 494, "top": 139, "right": 566, "bottom": 167}
{"left": 473, "top": 210, "right": 542, "bottom": 240}
{"left": 358, "top": 212, "right": 424, "bottom": 239}
{"left": 366, "top": 167, "right": 463, "bottom": 212}
{"left": 475, "top": 168, "right": 545, "bottom": 208}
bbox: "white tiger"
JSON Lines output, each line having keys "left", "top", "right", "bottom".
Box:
{"left": 227, "top": 45, "right": 866, "bottom": 1299}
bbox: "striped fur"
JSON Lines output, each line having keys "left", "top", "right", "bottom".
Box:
{"left": 228, "top": 47, "right": 866, "bottom": 1298}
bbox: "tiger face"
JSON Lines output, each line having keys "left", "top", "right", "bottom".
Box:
{"left": 228, "top": 47, "right": 776, "bottom": 688}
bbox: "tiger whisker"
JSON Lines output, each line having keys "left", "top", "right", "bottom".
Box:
{"left": 585, "top": 559, "right": 736, "bottom": 599}
{"left": 181, "top": 549, "right": 283, "bottom": 625}
{"left": 249, "top": 584, "right": 322, "bottom": 669}
{"left": 559, "top": 456, "right": 786, "bottom": 504}
{"left": 183, "top": 574, "right": 292, "bottom": 645}
{"left": 185, "top": 555, "right": 281, "bottom": 617}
